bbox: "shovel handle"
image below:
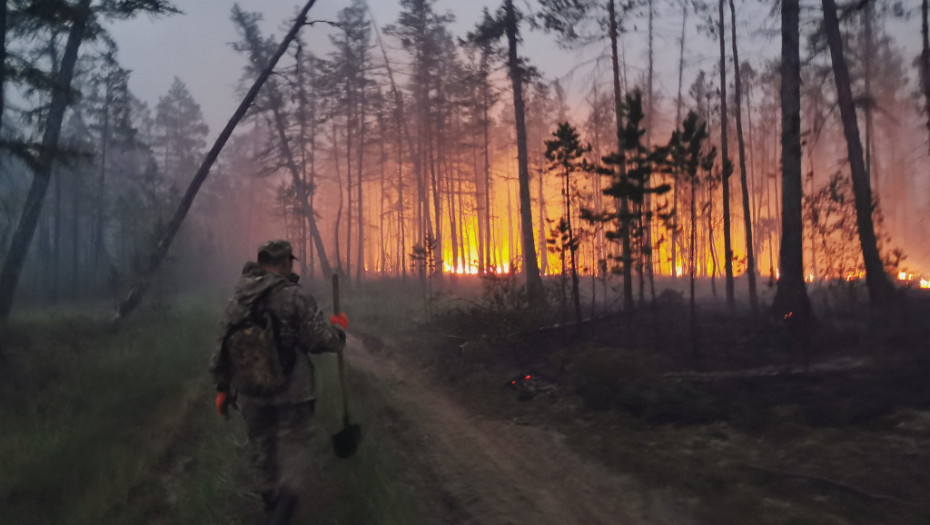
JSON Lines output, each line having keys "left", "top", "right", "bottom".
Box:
{"left": 332, "top": 273, "right": 340, "bottom": 314}
{"left": 331, "top": 273, "right": 350, "bottom": 425}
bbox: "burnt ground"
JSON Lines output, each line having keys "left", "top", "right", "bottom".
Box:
{"left": 358, "top": 289, "right": 930, "bottom": 524}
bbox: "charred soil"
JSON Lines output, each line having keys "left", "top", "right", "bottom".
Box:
{"left": 369, "top": 290, "right": 930, "bottom": 524}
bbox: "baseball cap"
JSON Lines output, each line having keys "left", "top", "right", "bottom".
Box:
{"left": 258, "top": 239, "right": 298, "bottom": 262}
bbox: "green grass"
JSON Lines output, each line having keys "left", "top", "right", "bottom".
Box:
{"left": 0, "top": 295, "right": 425, "bottom": 525}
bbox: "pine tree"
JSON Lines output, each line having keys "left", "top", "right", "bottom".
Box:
{"left": 820, "top": 0, "right": 896, "bottom": 305}
{"left": 545, "top": 122, "right": 592, "bottom": 324}
{"left": 1, "top": 0, "right": 177, "bottom": 320}
{"left": 772, "top": 0, "right": 812, "bottom": 320}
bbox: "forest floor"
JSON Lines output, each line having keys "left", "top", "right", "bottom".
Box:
{"left": 2, "top": 279, "right": 929, "bottom": 524}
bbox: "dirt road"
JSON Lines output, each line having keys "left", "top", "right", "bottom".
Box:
{"left": 344, "top": 334, "right": 696, "bottom": 525}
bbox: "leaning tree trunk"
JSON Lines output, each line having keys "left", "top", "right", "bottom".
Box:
{"left": 730, "top": 0, "right": 759, "bottom": 316}
{"left": 820, "top": 0, "right": 895, "bottom": 305}
{"left": 608, "top": 0, "right": 634, "bottom": 311}
{"left": 0, "top": 0, "right": 92, "bottom": 321}
{"left": 772, "top": 0, "right": 811, "bottom": 318}
{"left": 504, "top": 0, "right": 544, "bottom": 304}
{"left": 114, "top": 0, "right": 320, "bottom": 323}
{"left": 718, "top": 0, "right": 735, "bottom": 309}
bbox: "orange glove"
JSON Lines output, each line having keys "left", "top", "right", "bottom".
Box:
{"left": 330, "top": 312, "right": 348, "bottom": 330}
{"left": 216, "top": 391, "right": 229, "bottom": 418}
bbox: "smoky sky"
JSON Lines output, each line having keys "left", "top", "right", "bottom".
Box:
{"left": 103, "top": 0, "right": 841, "bottom": 138}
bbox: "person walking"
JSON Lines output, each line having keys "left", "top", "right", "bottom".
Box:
{"left": 210, "top": 240, "right": 348, "bottom": 523}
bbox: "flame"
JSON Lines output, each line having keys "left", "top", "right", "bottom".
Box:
{"left": 443, "top": 262, "right": 480, "bottom": 275}
{"left": 921, "top": 279, "right": 930, "bottom": 289}
{"left": 806, "top": 274, "right": 814, "bottom": 283}
{"left": 675, "top": 265, "right": 684, "bottom": 277}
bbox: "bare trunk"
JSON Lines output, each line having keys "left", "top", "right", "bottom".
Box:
{"left": 504, "top": 0, "right": 544, "bottom": 303}
{"left": 820, "top": 0, "right": 895, "bottom": 305}
{"left": 718, "top": 0, "right": 735, "bottom": 309}
{"left": 608, "top": 0, "right": 633, "bottom": 310}
{"left": 0, "top": 0, "right": 92, "bottom": 320}
{"left": 772, "top": 0, "right": 811, "bottom": 317}
{"left": 729, "top": 0, "right": 759, "bottom": 316}
{"left": 0, "top": 0, "right": 6, "bottom": 130}
{"left": 114, "top": 0, "right": 323, "bottom": 322}
{"left": 356, "top": 82, "right": 366, "bottom": 283}
{"left": 922, "top": 0, "right": 930, "bottom": 154}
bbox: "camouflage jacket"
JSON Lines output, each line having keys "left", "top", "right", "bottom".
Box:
{"left": 209, "top": 262, "right": 345, "bottom": 405}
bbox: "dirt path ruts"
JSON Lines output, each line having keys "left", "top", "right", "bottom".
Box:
{"left": 345, "top": 334, "right": 695, "bottom": 525}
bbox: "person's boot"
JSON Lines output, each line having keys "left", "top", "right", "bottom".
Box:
{"left": 266, "top": 487, "right": 297, "bottom": 525}
{"left": 261, "top": 491, "right": 276, "bottom": 516}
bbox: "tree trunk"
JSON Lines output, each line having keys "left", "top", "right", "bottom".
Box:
{"left": 608, "top": 0, "right": 634, "bottom": 311}
{"left": 718, "top": 0, "right": 735, "bottom": 309}
{"left": 504, "top": 0, "right": 544, "bottom": 303}
{"left": 0, "top": 0, "right": 92, "bottom": 321}
{"left": 345, "top": 74, "right": 353, "bottom": 281}
{"left": 0, "top": 0, "right": 6, "bottom": 130}
{"left": 333, "top": 121, "right": 344, "bottom": 274}
{"left": 729, "top": 0, "right": 759, "bottom": 316}
{"left": 114, "top": 0, "right": 321, "bottom": 322}
{"left": 356, "top": 79, "right": 366, "bottom": 284}
{"left": 921, "top": 0, "right": 930, "bottom": 154}
{"left": 772, "top": 0, "right": 811, "bottom": 318}
{"left": 690, "top": 162, "right": 698, "bottom": 357}
{"left": 820, "top": 0, "right": 895, "bottom": 305}
{"left": 673, "top": 1, "right": 688, "bottom": 279}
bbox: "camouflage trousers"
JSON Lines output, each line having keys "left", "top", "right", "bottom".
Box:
{"left": 240, "top": 400, "right": 316, "bottom": 506}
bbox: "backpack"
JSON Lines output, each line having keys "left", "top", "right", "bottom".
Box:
{"left": 223, "top": 284, "right": 296, "bottom": 396}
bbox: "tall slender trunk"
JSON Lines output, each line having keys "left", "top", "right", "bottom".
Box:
{"left": 921, "top": 0, "right": 930, "bottom": 153}
{"left": 863, "top": 6, "right": 875, "bottom": 196}
{"left": 94, "top": 76, "right": 111, "bottom": 289}
{"left": 504, "top": 0, "right": 544, "bottom": 302}
{"left": 378, "top": 111, "right": 387, "bottom": 274}
{"left": 672, "top": 1, "right": 688, "bottom": 278}
{"left": 395, "top": 109, "right": 406, "bottom": 279}
{"left": 567, "top": 168, "right": 581, "bottom": 324}
{"left": 718, "top": 0, "right": 735, "bottom": 308}
{"left": 538, "top": 164, "right": 548, "bottom": 275}
{"left": 333, "top": 121, "right": 344, "bottom": 274}
{"left": 72, "top": 168, "right": 81, "bottom": 299}
{"left": 608, "top": 0, "right": 633, "bottom": 310}
{"left": 690, "top": 163, "right": 698, "bottom": 357}
{"left": 772, "top": 0, "right": 811, "bottom": 317}
{"left": 483, "top": 71, "right": 493, "bottom": 272}
{"left": 52, "top": 168, "right": 61, "bottom": 302}
{"left": 0, "top": 0, "right": 6, "bottom": 130}
{"left": 115, "top": 0, "right": 323, "bottom": 321}
{"left": 345, "top": 77, "right": 353, "bottom": 281}
{"left": 0, "top": 0, "right": 92, "bottom": 320}
{"left": 729, "top": 0, "right": 759, "bottom": 315}
{"left": 356, "top": 78, "right": 366, "bottom": 283}
{"left": 296, "top": 41, "right": 309, "bottom": 277}
{"left": 820, "top": 0, "right": 895, "bottom": 305}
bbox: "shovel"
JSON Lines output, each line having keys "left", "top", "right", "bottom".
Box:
{"left": 331, "top": 274, "right": 362, "bottom": 459}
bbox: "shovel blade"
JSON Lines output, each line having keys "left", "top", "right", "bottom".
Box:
{"left": 332, "top": 423, "right": 362, "bottom": 459}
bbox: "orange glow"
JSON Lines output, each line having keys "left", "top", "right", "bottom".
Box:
{"left": 920, "top": 279, "right": 929, "bottom": 289}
